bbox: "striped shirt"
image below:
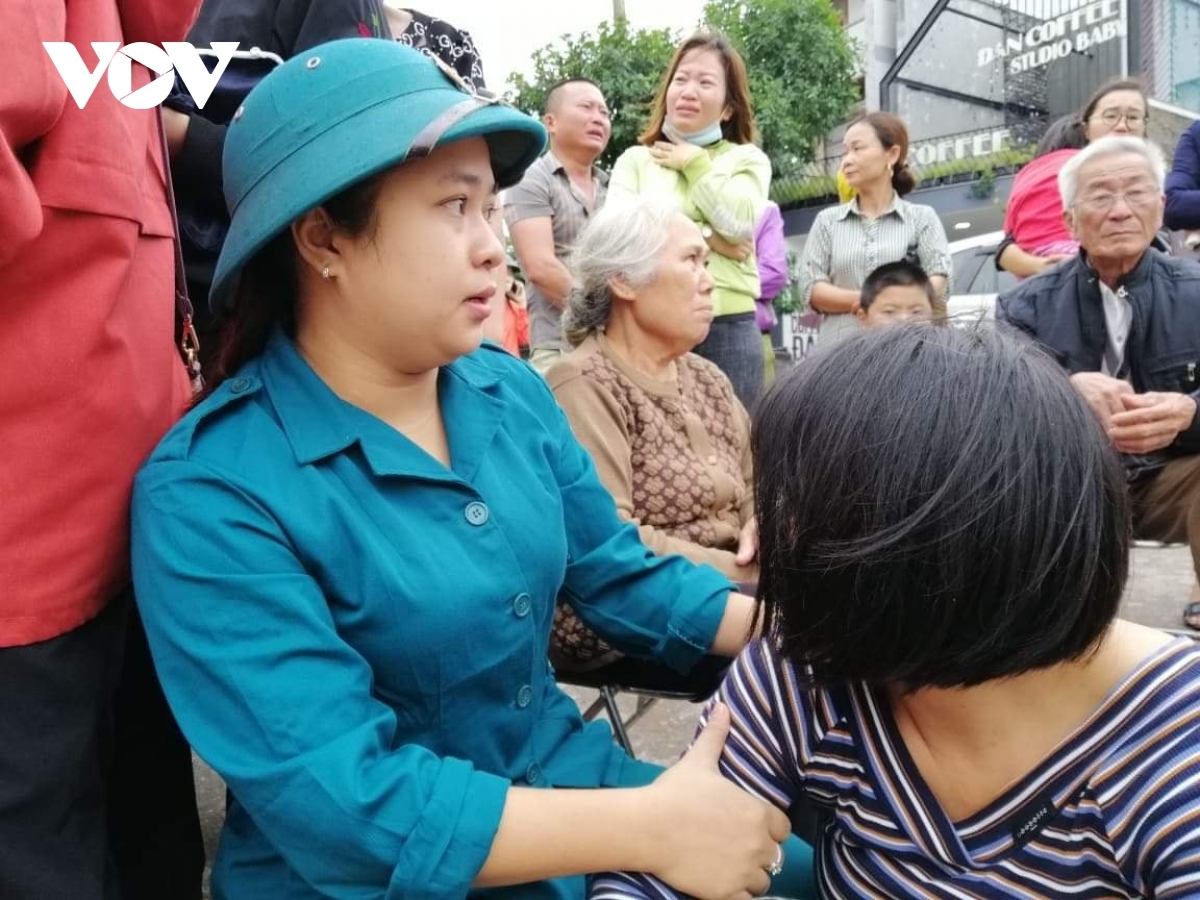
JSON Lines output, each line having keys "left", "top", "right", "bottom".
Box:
{"left": 799, "top": 195, "right": 952, "bottom": 345}
{"left": 592, "top": 637, "right": 1200, "bottom": 899}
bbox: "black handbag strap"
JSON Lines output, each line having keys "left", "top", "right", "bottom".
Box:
{"left": 155, "top": 108, "right": 204, "bottom": 394}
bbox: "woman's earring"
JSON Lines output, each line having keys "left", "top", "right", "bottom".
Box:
{"left": 321, "top": 265, "right": 333, "bottom": 280}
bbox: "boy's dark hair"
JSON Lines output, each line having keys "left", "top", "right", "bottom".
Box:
{"left": 859, "top": 260, "right": 935, "bottom": 311}
{"left": 752, "top": 324, "right": 1129, "bottom": 690}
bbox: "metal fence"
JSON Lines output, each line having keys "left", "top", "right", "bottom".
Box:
{"left": 771, "top": 121, "right": 1039, "bottom": 209}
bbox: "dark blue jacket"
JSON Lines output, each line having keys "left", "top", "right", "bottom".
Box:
{"left": 166, "top": 0, "right": 388, "bottom": 319}
{"left": 997, "top": 249, "right": 1200, "bottom": 470}
{"left": 1166, "top": 119, "right": 1200, "bottom": 231}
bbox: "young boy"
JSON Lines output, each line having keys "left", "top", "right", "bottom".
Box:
{"left": 482, "top": 254, "right": 530, "bottom": 358}
{"left": 855, "top": 259, "right": 936, "bottom": 328}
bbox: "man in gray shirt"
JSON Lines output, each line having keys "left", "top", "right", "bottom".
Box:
{"left": 505, "top": 78, "right": 611, "bottom": 372}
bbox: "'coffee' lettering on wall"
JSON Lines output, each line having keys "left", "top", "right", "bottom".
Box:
{"left": 911, "top": 129, "right": 1011, "bottom": 168}
{"left": 976, "top": 0, "right": 1126, "bottom": 74}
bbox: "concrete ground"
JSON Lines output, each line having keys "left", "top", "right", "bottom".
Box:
{"left": 194, "top": 544, "right": 1197, "bottom": 895}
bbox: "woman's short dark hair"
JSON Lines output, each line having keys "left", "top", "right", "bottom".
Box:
{"left": 640, "top": 31, "right": 758, "bottom": 146}
{"left": 1035, "top": 114, "right": 1087, "bottom": 157}
{"left": 852, "top": 112, "right": 917, "bottom": 196}
{"left": 752, "top": 324, "right": 1129, "bottom": 690}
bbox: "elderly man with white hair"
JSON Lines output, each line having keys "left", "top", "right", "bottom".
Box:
{"left": 999, "top": 135, "right": 1200, "bottom": 630}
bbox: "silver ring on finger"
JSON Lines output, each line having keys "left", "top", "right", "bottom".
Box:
{"left": 766, "top": 843, "right": 784, "bottom": 877}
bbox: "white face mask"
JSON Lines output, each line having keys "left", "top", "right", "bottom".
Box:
{"left": 663, "top": 120, "right": 724, "bottom": 147}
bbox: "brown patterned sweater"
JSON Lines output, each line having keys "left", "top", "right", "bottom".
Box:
{"left": 547, "top": 334, "right": 757, "bottom": 583}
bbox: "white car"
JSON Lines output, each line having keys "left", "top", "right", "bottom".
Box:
{"left": 783, "top": 230, "right": 1018, "bottom": 360}
{"left": 946, "top": 230, "right": 1019, "bottom": 324}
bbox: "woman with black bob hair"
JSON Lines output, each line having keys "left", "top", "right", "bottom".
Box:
{"left": 757, "top": 322, "right": 1126, "bottom": 687}
{"left": 593, "top": 324, "right": 1200, "bottom": 899}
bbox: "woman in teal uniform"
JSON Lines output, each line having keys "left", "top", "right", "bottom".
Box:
{"left": 130, "top": 39, "right": 811, "bottom": 900}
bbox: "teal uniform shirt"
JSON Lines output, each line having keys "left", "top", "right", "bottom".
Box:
{"left": 130, "top": 330, "right": 733, "bottom": 900}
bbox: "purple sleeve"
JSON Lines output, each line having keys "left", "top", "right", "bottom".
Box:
{"left": 755, "top": 203, "right": 789, "bottom": 302}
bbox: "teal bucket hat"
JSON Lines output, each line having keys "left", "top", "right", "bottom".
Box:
{"left": 211, "top": 38, "right": 547, "bottom": 312}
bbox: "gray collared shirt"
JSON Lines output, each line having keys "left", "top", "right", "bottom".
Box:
{"left": 799, "top": 194, "right": 952, "bottom": 344}
{"left": 504, "top": 151, "right": 609, "bottom": 349}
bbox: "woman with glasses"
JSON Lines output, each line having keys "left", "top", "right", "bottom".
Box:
{"left": 129, "top": 39, "right": 814, "bottom": 900}
{"left": 997, "top": 79, "right": 1149, "bottom": 278}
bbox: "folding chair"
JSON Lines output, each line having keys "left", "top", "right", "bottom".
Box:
{"left": 558, "top": 655, "right": 730, "bottom": 758}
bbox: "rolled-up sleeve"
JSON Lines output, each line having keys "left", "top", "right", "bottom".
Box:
{"left": 798, "top": 210, "right": 835, "bottom": 308}
{"left": 682, "top": 144, "right": 771, "bottom": 243}
{"left": 915, "top": 207, "right": 952, "bottom": 280}
{"left": 535, "top": 379, "right": 732, "bottom": 673}
{"left": 503, "top": 164, "right": 553, "bottom": 226}
{"left": 914, "top": 207, "right": 952, "bottom": 316}
{"left": 131, "top": 460, "right": 510, "bottom": 899}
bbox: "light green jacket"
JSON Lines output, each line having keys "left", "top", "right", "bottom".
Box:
{"left": 610, "top": 141, "right": 772, "bottom": 317}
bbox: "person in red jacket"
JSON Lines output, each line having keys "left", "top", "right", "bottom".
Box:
{"left": 0, "top": 2, "right": 204, "bottom": 897}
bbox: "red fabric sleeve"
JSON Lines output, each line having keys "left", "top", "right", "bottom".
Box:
{"left": 0, "top": 2, "right": 69, "bottom": 261}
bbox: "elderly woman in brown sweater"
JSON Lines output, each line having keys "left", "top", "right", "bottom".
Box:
{"left": 546, "top": 197, "right": 757, "bottom": 671}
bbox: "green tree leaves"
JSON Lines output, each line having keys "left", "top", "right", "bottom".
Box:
{"left": 505, "top": 19, "right": 675, "bottom": 170}
{"left": 503, "top": 0, "right": 859, "bottom": 182}
{"left": 703, "top": 0, "right": 860, "bottom": 178}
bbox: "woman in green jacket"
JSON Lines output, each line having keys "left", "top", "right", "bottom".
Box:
{"left": 609, "top": 32, "right": 772, "bottom": 410}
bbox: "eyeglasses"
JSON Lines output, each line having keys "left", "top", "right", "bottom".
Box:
{"left": 1074, "top": 187, "right": 1159, "bottom": 214}
{"left": 1093, "top": 108, "right": 1146, "bottom": 127}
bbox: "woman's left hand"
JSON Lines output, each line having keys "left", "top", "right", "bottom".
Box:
{"left": 735, "top": 517, "right": 758, "bottom": 566}
{"left": 650, "top": 140, "right": 701, "bottom": 170}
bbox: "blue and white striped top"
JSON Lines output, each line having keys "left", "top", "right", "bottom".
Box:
{"left": 592, "top": 637, "right": 1200, "bottom": 899}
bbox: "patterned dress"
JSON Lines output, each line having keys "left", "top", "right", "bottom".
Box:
{"left": 547, "top": 335, "right": 755, "bottom": 669}
{"left": 392, "top": 7, "right": 487, "bottom": 90}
